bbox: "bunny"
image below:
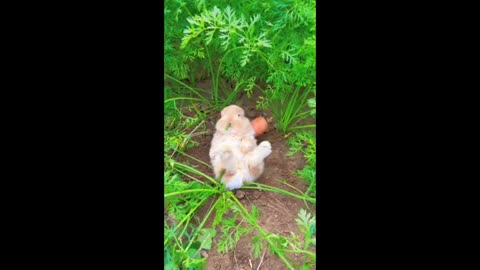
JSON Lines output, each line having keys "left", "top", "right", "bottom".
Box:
{"left": 209, "top": 105, "right": 272, "bottom": 190}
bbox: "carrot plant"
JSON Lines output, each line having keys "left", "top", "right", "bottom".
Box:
{"left": 164, "top": 148, "right": 316, "bottom": 268}
{"left": 180, "top": 5, "right": 272, "bottom": 108}
{"left": 164, "top": 0, "right": 316, "bottom": 268}
{"left": 166, "top": 0, "right": 316, "bottom": 129}
{"left": 287, "top": 131, "right": 317, "bottom": 198}
{"left": 164, "top": 154, "right": 316, "bottom": 269}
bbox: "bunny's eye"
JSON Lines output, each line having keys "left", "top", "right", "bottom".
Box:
{"left": 238, "top": 114, "right": 240, "bottom": 117}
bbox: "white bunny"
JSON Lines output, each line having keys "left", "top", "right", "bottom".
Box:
{"left": 209, "top": 105, "right": 272, "bottom": 190}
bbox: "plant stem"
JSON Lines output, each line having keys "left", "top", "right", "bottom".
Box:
{"left": 164, "top": 195, "right": 210, "bottom": 246}
{"left": 164, "top": 74, "right": 210, "bottom": 104}
{"left": 178, "top": 196, "right": 216, "bottom": 247}
{"left": 202, "top": 37, "right": 217, "bottom": 104}
{"left": 172, "top": 161, "right": 218, "bottom": 185}
{"left": 177, "top": 150, "right": 212, "bottom": 169}
{"left": 277, "top": 180, "right": 313, "bottom": 212}
{"left": 289, "top": 125, "right": 316, "bottom": 131}
{"left": 214, "top": 46, "right": 247, "bottom": 105}
{"left": 241, "top": 183, "right": 315, "bottom": 203}
{"left": 164, "top": 189, "right": 220, "bottom": 198}
{"left": 164, "top": 97, "right": 205, "bottom": 103}
{"left": 184, "top": 196, "right": 220, "bottom": 251}
{"left": 289, "top": 113, "right": 312, "bottom": 129}
{"left": 173, "top": 168, "right": 206, "bottom": 185}
{"left": 228, "top": 193, "right": 295, "bottom": 270}
{"left": 284, "top": 249, "right": 315, "bottom": 257}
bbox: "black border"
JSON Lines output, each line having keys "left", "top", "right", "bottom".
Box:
{"left": 5, "top": 0, "right": 464, "bottom": 268}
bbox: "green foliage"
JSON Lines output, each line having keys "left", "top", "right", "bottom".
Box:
{"left": 164, "top": 0, "right": 202, "bottom": 81}
{"left": 216, "top": 211, "right": 252, "bottom": 254}
{"left": 164, "top": 171, "right": 208, "bottom": 222}
{"left": 307, "top": 87, "right": 316, "bottom": 116}
{"left": 295, "top": 209, "right": 316, "bottom": 268}
{"left": 287, "top": 132, "right": 316, "bottom": 165}
{"left": 164, "top": 1, "right": 316, "bottom": 268}
{"left": 215, "top": 200, "right": 260, "bottom": 254}
{"left": 261, "top": 209, "right": 316, "bottom": 269}
{"left": 164, "top": 164, "right": 219, "bottom": 270}
{"left": 165, "top": 0, "right": 316, "bottom": 131}
{"left": 179, "top": 5, "right": 274, "bottom": 107}
{"left": 248, "top": 208, "right": 316, "bottom": 269}
{"left": 287, "top": 131, "right": 316, "bottom": 198}
{"left": 197, "top": 228, "right": 217, "bottom": 250}
{"left": 251, "top": 235, "right": 264, "bottom": 259}
{"left": 296, "top": 209, "right": 316, "bottom": 241}
{"left": 164, "top": 94, "right": 209, "bottom": 162}
{"left": 261, "top": 84, "right": 315, "bottom": 132}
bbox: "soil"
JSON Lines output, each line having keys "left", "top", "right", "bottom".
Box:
{"left": 173, "top": 80, "right": 316, "bottom": 270}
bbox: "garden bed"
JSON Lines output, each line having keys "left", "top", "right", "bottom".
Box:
{"left": 164, "top": 1, "right": 316, "bottom": 268}
{"left": 169, "top": 87, "right": 316, "bottom": 269}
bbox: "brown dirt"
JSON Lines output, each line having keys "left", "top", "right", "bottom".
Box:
{"left": 175, "top": 88, "right": 316, "bottom": 270}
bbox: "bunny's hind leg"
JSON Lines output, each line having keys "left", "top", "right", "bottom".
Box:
{"left": 211, "top": 148, "right": 238, "bottom": 179}
{"left": 211, "top": 155, "right": 225, "bottom": 179}
{"left": 244, "top": 141, "right": 272, "bottom": 182}
{"left": 248, "top": 141, "right": 272, "bottom": 165}
{"left": 223, "top": 172, "right": 244, "bottom": 190}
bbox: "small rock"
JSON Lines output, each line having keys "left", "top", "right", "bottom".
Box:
{"left": 235, "top": 190, "right": 245, "bottom": 199}
{"left": 201, "top": 250, "right": 208, "bottom": 258}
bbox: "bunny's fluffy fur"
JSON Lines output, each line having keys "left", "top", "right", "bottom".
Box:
{"left": 209, "top": 105, "right": 272, "bottom": 190}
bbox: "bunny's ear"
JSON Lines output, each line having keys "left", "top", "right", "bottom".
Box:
{"left": 215, "top": 118, "right": 226, "bottom": 131}
{"left": 220, "top": 105, "right": 234, "bottom": 117}
{"left": 238, "top": 108, "right": 245, "bottom": 116}
{"left": 220, "top": 107, "right": 227, "bottom": 117}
